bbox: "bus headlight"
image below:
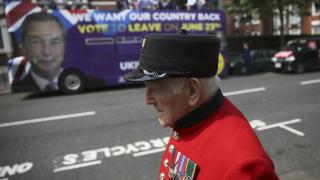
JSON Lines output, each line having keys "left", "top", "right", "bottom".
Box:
{"left": 285, "top": 56, "right": 295, "bottom": 62}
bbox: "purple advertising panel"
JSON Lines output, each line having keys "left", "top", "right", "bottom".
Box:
{"left": 5, "top": 0, "right": 226, "bottom": 93}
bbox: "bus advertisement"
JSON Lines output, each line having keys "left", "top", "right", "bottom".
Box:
{"left": 5, "top": 1, "right": 227, "bottom": 93}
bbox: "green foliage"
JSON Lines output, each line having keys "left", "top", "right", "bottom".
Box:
{"left": 225, "top": 0, "right": 312, "bottom": 22}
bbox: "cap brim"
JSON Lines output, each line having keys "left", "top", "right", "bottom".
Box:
{"left": 123, "top": 69, "right": 168, "bottom": 82}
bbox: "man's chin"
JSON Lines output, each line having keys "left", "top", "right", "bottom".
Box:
{"left": 158, "top": 118, "right": 168, "bottom": 127}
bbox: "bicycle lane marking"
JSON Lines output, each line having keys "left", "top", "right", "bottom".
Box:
{"left": 51, "top": 117, "right": 304, "bottom": 174}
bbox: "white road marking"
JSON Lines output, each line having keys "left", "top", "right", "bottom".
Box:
{"left": 223, "top": 87, "right": 266, "bottom": 96}
{"left": 300, "top": 79, "right": 320, "bottom": 85}
{"left": 257, "top": 118, "right": 304, "bottom": 136}
{"left": 0, "top": 111, "right": 96, "bottom": 128}
{"left": 53, "top": 160, "right": 102, "bottom": 172}
{"left": 250, "top": 120, "right": 266, "bottom": 129}
{"left": 52, "top": 137, "right": 169, "bottom": 173}
{"left": 133, "top": 147, "right": 166, "bottom": 157}
{"left": 278, "top": 125, "right": 305, "bottom": 137}
{"left": 51, "top": 118, "right": 304, "bottom": 173}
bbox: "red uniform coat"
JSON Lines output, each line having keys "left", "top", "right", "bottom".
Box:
{"left": 158, "top": 89, "right": 279, "bottom": 180}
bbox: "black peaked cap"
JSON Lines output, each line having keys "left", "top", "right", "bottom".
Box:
{"left": 124, "top": 33, "right": 220, "bottom": 82}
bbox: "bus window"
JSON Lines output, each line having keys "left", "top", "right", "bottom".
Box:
{"left": 116, "top": 36, "right": 143, "bottom": 56}
{"left": 85, "top": 37, "right": 114, "bottom": 45}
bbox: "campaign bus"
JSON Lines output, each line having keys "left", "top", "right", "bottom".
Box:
{"left": 5, "top": 0, "right": 228, "bottom": 93}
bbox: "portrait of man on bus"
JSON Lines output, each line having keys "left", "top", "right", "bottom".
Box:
{"left": 11, "top": 12, "right": 65, "bottom": 93}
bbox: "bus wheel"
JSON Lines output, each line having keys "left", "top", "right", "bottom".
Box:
{"left": 59, "top": 70, "right": 86, "bottom": 94}
{"left": 294, "top": 63, "right": 305, "bottom": 74}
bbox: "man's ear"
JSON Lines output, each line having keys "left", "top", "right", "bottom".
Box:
{"left": 187, "top": 78, "right": 202, "bottom": 107}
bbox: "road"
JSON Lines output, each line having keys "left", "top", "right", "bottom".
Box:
{"left": 0, "top": 71, "right": 320, "bottom": 180}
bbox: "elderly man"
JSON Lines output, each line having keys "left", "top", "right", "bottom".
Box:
{"left": 124, "top": 32, "right": 279, "bottom": 180}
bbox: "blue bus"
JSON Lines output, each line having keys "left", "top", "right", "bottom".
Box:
{"left": 5, "top": 0, "right": 228, "bottom": 93}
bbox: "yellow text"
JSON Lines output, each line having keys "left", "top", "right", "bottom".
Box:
{"left": 77, "top": 24, "right": 109, "bottom": 34}
{"left": 181, "top": 23, "right": 203, "bottom": 31}
{"left": 128, "top": 23, "right": 162, "bottom": 32}
{"left": 205, "top": 23, "right": 221, "bottom": 31}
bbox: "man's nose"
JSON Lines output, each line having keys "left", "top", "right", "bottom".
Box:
{"left": 145, "top": 88, "right": 155, "bottom": 105}
{"left": 42, "top": 42, "right": 53, "bottom": 57}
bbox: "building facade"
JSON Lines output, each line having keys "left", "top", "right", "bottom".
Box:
{"left": 226, "top": 1, "right": 320, "bottom": 36}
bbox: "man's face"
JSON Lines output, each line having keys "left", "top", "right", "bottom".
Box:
{"left": 23, "top": 20, "right": 65, "bottom": 80}
{"left": 145, "top": 78, "right": 192, "bottom": 128}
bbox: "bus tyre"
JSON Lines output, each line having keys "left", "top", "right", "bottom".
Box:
{"left": 59, "top": 70, "right": 86, "bottom": 94}
{"left": 294, "top": 63, "right": 305, "bottom": 74}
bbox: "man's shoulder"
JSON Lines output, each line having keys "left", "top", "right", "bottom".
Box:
{"left": 11, "top": 73, "right": 40, "bottom": 92}
{"left": 198, "top": 99, "right": 266, "bottom": 155}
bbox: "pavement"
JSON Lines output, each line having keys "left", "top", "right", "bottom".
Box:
{"left": 0, "top": 66, "right": 11, "bottom": 94}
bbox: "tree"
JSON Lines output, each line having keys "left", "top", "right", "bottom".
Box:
{"left": 225, "top": 0, "right": 313, "bottom": 47}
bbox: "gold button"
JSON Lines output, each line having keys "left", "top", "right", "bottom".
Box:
{"left": 159, "top": 172, "right": 165, "bottom": 180}
{"left": 168, "top": 168, "right": 174, "bottom": 178}
{"left": 173, "top": 131, "right": 179, "bottom": 140}
{"left": 169, "top": 144, "right": 175, "bottom": 153}
{"left": 163, "top": 158, "right": 169, "bottom": 167}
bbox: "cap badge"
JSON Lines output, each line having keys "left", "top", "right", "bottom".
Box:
{"left": 143, "top": 69, "right": 167, "bottom": 78}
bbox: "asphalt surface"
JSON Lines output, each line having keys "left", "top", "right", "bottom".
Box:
{"left": 0, "top": 71, "right": 320, "bottom": 180}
